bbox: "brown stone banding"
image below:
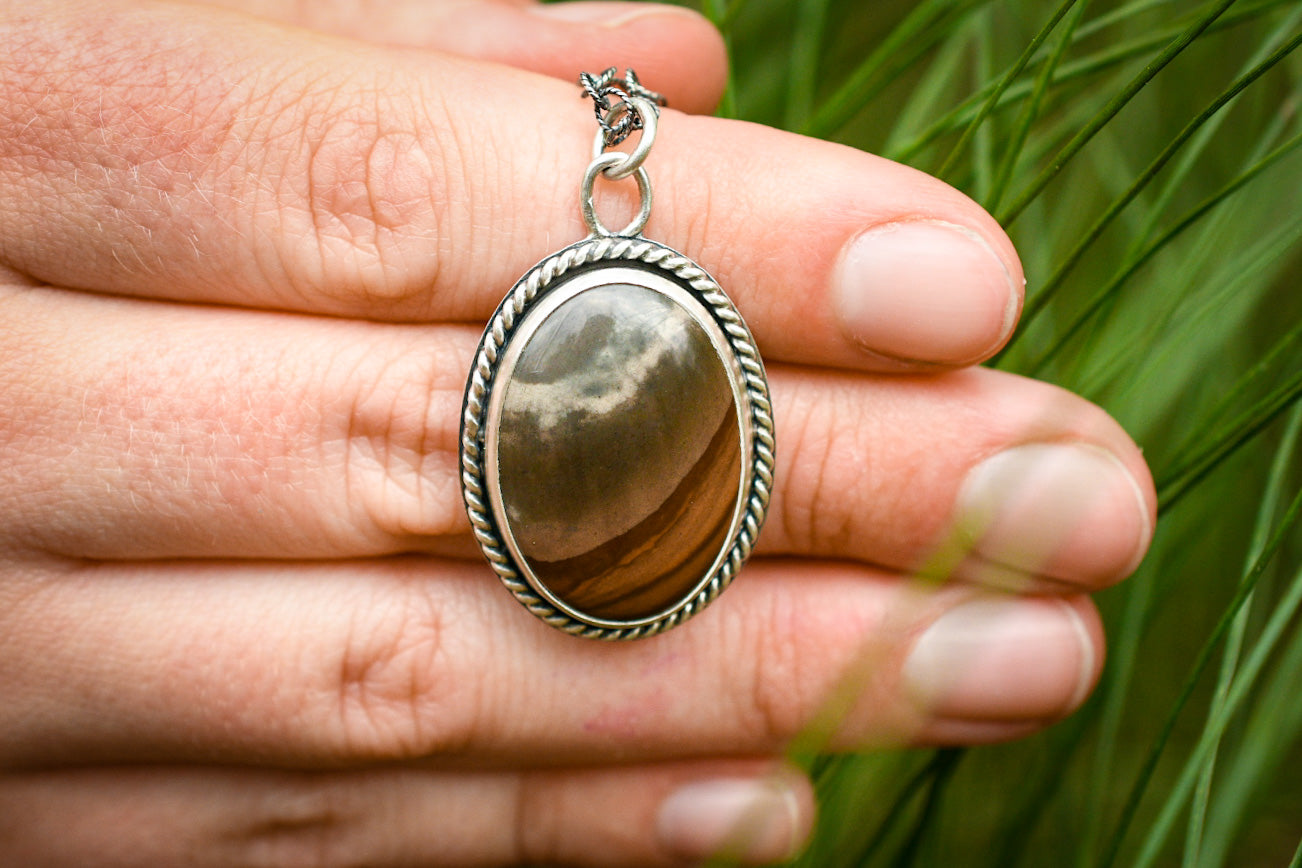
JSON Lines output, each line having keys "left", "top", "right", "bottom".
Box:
{"left": 461, "top": 236, "right": 773, "bottom": 640}
{"left": 494, "top": 281, "right": 743, "bottom": 622}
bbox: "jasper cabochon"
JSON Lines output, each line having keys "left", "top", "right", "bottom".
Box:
{"left": 494, "top": 279, "right": 744, "bottom": 623}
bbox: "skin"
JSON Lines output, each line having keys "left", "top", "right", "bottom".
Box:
{"left": 0, "top": 0, "right": 1157, "bottom": 865}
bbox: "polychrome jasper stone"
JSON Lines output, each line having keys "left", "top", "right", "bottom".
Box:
{"left": 462, "top": 239, "right": 773, "bottom": 639}
{"left": 495, "top": 281, "right": 741, "bottom": 622}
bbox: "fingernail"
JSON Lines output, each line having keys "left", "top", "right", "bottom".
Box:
{"left": 834, "top": 220, "right": 1018, "bottom": 364}
{"left": 903, "top": 596, "right": 1096, "bottom": 721}
{"left": 657, "top": 778, "right": 806, "bottom": 865}
{"left": 956, "top": 443, "right": 1153, "bottom": 584}
{"left": 530, "top": 2, "right": 700, "bottom": 26}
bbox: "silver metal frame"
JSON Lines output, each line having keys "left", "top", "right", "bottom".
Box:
{"left": 460, "top": 235, "right": 775, "bottom": 640}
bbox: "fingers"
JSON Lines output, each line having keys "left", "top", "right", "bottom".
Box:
{"left": 0, "top": 285, "right": 1154, "bottom": 588}
{"left": 0, "top": 0, "right": 1019, "bottom": 370}
{"left": 198, "top": 0, "right": 729, "bottom": 114}
{"left": 0, "top": 285, "right": 476, "bottom": 562}
{"left": 0, "top": 761, "right": 812, "bottom": 867}
{"left": 0, "top": 558, "right": 1102, "bottom": 768}
{"left": 768, "top": 366, "right": 1155, "bottom": 590}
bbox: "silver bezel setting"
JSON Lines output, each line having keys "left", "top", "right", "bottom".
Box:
{"left": 459, "top": 235, "right": 775, "bottom": 640}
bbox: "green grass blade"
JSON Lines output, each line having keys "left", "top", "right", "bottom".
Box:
{"left": 986, "top": 0, "right": 1089, "bottom": 210}
{"left": 1199, "top": 589, "right": 1302, "bottom": 865}
{"left": 702, "top": 0, "right": 739, "bottom": 118}
{"left": 1025, "top": 129, "right": 1302, "bottom": 376}
{"left": 936, "top": 0, "right": 1082, "bottom": 180}
{"left": 1016, "top": 26, "right": 1302, "bottom": 330}
{"left": 720, "top": 0, "right": 747, "bottom": 27}
{"left": 1073, "top": 0, "right": 1180, "bottom": 37}
{"left": 1124, "top": 7, "right": 1302, "bottom": 262}
{"left": 1098, "top": 482, "right": 1302, "bottom": 868}
{"left": 1182, "top": 604, "right": 1250, "bottom": 868}
{"left": 1136, "top": 551, "right": 1302, "bottom": 868}
{"left": 804, "top": 0, "right": 988, "bottom": 139}
{"left": 1163, "top": 314, "right": 1302, "bottom": 480}
{"left": 983, "top": 711, "right": 1097, "bottom": 867}
{"left": 890, "top": 0, "right": 1294, "bottom": 163}
{"left": 967, "top": 10, "right": 997, "bottom": 203}
{"left": 997, "top": 0, "right": 1240, "bottom": 225}
{"left": 1157, "top": 359, "right": 1302, "bottom": 509}
{"left": 883, "top": 24, "right": 977, "bottom": 157}
{"left": 893, "top": 749, "right": 963, "bottom": 867}
{"left": 1141, "top": 407, "right": 1302, "bottom": 868}
{"left": 1183, "top": 405, "right": 1302, "bottom": 866}
{"left": 839, "top": 751, "right": 948, "bottom": 867}
{"left": 1072, "top": 207, "right": 1302, "bottom": 414}
{"left": 782, "top": 0, "right": 830, "bottom": 131}
{"left": 1082, "top": 562, "right": 1159, "bottom": 865}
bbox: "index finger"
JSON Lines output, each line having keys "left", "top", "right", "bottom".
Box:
{"left": 1, "top": 0, "right": 1022, "bottom": 370}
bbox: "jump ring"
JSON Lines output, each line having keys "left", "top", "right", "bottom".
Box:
{"left": 581, "top": 152, "right": 652, "bottom": 237}
{"left": 590, "top": 97, "right": 659, "bottom": 181}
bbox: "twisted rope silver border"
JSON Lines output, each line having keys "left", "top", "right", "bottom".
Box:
{"left": 459, "top": 235, "right": 775, "bottom": 641}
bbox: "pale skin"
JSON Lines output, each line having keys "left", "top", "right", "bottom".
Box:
{"left": 0, "top": 1, "right": 1159, "bottom": 865}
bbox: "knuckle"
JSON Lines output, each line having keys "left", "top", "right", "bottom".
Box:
{"left": 235, "top": 779, "right": 364, "bottom": 868}
{"left": 245, "top": 71, "right": 446, "bottom": 312}
{"left": 0, "top": 291, "right": 87, "bottom": 550}
{"left": 289, "top": 91, "right": 443, "bottom": 309}
{"left": 773, "top": 378, "right": 875, "bottom": 553}
{"left": 333, "top": 340, "right": 465, "bottom": 543}
{"left": 330, "top": 578, "right": 480, "bottom": 761}
{"left": 726, "top": 574, "right": 891, "bottom": 750}
{"left": 513, "top": 773, "right": 565, "bottom": 865}
{"left": 0, "top": 292, "right": 45, "bottom": 454}
{"left": 731, "top": 586, "right": 820, "bottom": 744}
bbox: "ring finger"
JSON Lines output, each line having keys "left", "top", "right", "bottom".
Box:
{"left": 0, "top": 558, "right": 1102, "bottom": 768}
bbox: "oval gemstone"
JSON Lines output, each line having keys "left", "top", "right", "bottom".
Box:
{"left": 493, "top": 279, "right": 743, "bottom": 623}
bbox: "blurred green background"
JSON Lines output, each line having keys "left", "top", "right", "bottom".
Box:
{"left": 677, "top": 0, "right": 1302, "bottom": 865}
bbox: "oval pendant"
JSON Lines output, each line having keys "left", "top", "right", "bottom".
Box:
{"left": 460, "top": 236, "right": 774, "bottom": 639}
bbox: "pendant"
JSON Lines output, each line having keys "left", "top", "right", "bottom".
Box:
{"left": 459, "top": 72, "right": 774, "bottom": 640}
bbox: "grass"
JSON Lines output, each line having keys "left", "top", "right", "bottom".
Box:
{"left": 681, "top": 0, "right": 1302, "bottom": 864}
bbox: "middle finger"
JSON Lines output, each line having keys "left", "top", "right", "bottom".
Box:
{"left": 0, "top": 285, "right": 1153, "bottom": 589}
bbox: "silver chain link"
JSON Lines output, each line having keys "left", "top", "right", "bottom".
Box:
{"left": 577, "top": 69, "right": 665, "bottom": 237}
{"left": 578, "top": 68, "right": 666, "bottom": 148}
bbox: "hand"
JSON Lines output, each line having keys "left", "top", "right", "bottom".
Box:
{"left": 0, "top": 1, "right": 1156, "bottom": 865}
